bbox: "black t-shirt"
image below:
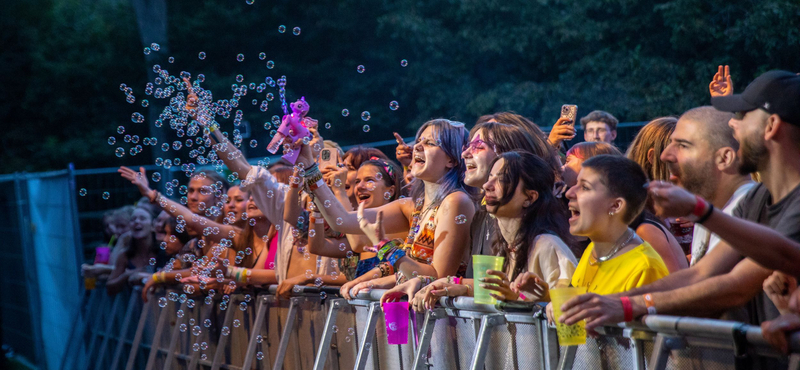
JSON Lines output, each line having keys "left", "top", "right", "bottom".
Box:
{"left": 724, "top": 182, "right": 800, "bottom": 326}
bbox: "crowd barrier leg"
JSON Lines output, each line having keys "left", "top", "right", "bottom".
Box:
{"left": 540, "top": 324, "right": 560, "bottom": 370}
{"left": 210, "top": 295, "right": 239, "bottom": 370}
{"left": 162, "top": 300, "right": 189, "bottom": 370}
{"left": 93, "top": 291, "right": 124, "bottom": 370}
{"left": 789, "top": 353, "right": 800, "bottom": 370}
{"left": 410, "top": 308, "right": 444, "bottom": 370}
{"left": 110, "top": 288, "right": 141, "bottom": 370}
{"left": 240, "top": 294, "right": 274, "bottom": 370}
{"left": 353, "top": 302, "right": 381, "bottom": 370}
{"left": 145, "top": 296, "right": 173, "bottom": 370}
{"left": 557, "top": 345, "right": 577, "bottom": 370}
{"left": 80, "top": 289, "right": 112, "bottom": 369}
{"left": 647, "top": 334, "right": 685, "bottom": 370}
{"left": 63, "top": 285, "right": 102, "bottom": 370}
{"left": 125, "top": 292, "right": 154, "bottom": 370}
{"left": 272, "top": 297, "right": 300, "bottom": 370}
{"left": 468, "top": 314, "right": 505, "bottom": 370}
{"left": 313, "top": 298, "right": 345, "bottom": 370}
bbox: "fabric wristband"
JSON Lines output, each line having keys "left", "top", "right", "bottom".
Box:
{"left": 643, "top": 294, "right": 657, "bottom": 315}
{"left": 620, "top": 297, "right": 634, "bottom": 322}
{"left": 692, "top": 195, "right": 707, "bottom": 217}
{"left": 696, "top": 203, "right": 715, "bottom": 224}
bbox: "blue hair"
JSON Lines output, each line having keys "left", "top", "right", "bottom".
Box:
{"left": 409, "top": 119, "right": 478, "bottom": 210}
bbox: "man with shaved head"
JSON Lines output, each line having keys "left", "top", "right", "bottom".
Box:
{"left": 660, "top": 106, "right": 755, "bottom": 264}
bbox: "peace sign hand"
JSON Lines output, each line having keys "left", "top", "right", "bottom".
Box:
{"left": 709, "top": 65, "right": 733, "bottom": 97}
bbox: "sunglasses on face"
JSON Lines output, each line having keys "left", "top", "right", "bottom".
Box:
{"left": 464, "top": 138, "right": 494, "bottom": 152}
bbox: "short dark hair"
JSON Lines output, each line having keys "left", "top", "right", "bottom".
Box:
{"left": 581, "top": 155, "right": 648, "bottom": 223}
{"left": 580, "top": 110, "right": 619, "bottom": 131}
{"left": 344, "top": 146, "right": 390, "bottom": 169}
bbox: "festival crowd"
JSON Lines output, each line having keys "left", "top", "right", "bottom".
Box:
{"left": 81, "top": 67, "right": 800, "bottom": 357}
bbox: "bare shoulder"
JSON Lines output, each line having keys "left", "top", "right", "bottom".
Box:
{"left": 440, "top": 191, "right": 475, "bottom": 212}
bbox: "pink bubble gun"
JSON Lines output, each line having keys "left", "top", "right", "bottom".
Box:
{"left": 266, "top": 97, "right": 312, "bottom": 164}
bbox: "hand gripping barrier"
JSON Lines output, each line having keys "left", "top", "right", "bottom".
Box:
{"left": 65, "top": 283, "right": 800, "bottom": 370}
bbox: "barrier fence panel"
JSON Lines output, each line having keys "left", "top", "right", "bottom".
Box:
{"left": 65, "top": 282, "right": 800, "bottom": 370}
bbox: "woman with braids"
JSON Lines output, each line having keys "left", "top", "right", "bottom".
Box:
{"left": 407, "top": 152, "right": 577, "bottom": 310}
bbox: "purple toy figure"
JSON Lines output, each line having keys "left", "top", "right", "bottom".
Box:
{"left": 266, "top": 97, "right": 312, "bottom": 164}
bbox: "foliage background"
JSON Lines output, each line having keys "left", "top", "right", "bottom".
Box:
{"left": 2, "top": 0, "right": 799, "bottom": 173}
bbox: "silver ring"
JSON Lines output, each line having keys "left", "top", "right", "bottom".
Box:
{"left": 357, "top": 216, "right": 364, "bottom": 223}
{"left": 444, "top": 286, "right": 450, "bottom": 296}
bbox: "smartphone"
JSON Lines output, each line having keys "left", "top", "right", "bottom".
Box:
{"left": 319, "top": 148, "right": 340, "bottom": 169}
{"left": 560, "top": 104, "right": 578, "bottom": 126}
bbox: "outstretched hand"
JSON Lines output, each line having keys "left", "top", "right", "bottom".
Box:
{"left": 512, "top": 271, "right": 550, "bottom": 301}
{"left": 709, "top": 65, "right": 733, "bottom": 97}
{"left": 357, "top": 202, "right": 385, "bottom": 245}
{"left": 118, "top": 166, "right": 155, "bottom": 200}
{"left": 394, "top": 132, "right": 412, "bottom": 168}
{"left": 548, "top": 117, "right": 576, "bottom": 148}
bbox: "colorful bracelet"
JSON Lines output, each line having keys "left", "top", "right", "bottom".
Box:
{"left": 417, "top": 275, "right": 435, "bottom": 289}
{"left": 696, "top": 203, "right": 715, "bottom": 224}
{"left": 692, "top": 195, "right": 707, "bottom": 217}
{"left": 620, "top": 297, "right": 634, "bottom": 322}
{"left": 378, "top": 262, "right": 395, "bottom": 277}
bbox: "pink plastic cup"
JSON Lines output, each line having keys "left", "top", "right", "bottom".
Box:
{"left": 382, "top": 302, "right": 409, "bottom": 345}
{"left": 94, "top": 247, "right": 110, "bottom": 264}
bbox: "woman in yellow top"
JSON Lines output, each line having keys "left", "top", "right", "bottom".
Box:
{"left": 545, "top": 155, "right": 669, "bottom": 321}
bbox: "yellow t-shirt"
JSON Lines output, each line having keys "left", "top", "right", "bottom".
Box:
{"left": 571, "top": 242, "right": 669, "bottom": 295}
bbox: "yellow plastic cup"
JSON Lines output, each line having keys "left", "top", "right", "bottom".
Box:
{"left": 472, "top": 255, "right": 505, "bottom": 305}
{"left": 84, "top": 277, "right": 97, "bottom": 290}
{"left": 550, "top": 287, "right": 587, "bottom": 346}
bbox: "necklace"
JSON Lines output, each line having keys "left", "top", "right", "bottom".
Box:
{"left": 589, "top": 228, "right": 635, "bottom": 265}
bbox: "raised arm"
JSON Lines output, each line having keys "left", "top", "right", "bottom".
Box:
{"left": 650, "top": 181, "right": 800, "bottom": 276}
{"left": 307, "top": 211, "right": 352, "bottom": 258}
{"left": 118, "top": 166, "right": 239, "bottom": 244}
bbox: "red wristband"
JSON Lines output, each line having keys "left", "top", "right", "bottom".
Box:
{"left": 692, "top": 195, "right": 707, "bottom": 217}
{"left": 620, "top": 297, "right": 633, "bottom": 322}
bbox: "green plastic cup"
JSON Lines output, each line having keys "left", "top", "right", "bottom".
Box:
{"left": 550, "top": 287, "right": 587, "bottom": 346}
{"left": 472, "top": 255, "right": 505, "bottom": 305}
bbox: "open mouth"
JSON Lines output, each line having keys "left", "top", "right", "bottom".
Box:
{"left": 414, "top": 155, "right": 426, "bottom": 166}
{"left": 465, "top": 161, "right": 477, "bottom": 171}
{"left": 357, "top": 192, "right": 371, "bottom": 203}
{"left": 568, "top": 205, "right": 580, "bottom": 223}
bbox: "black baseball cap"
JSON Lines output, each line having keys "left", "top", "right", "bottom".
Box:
{"left": 712, "top": 70, "right": 800, "bottom": 126}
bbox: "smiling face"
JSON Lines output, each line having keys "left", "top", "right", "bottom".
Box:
{"left": 660, "top": 119, "right": 718, "bottom": 199}
{"left": 354, "top": 164, "right": 395, "bottom": 209}
{"left": 225, "top": 186, "right": 249, "bottom": 221}
{"left": 462, "top": 130, "right": 498, "bottom": 187}
{"left": 564, "top": 167, "right": 618, "bottom": 238}
{"left": 129, "top": 208, "right": 154, "bottom": 240}
{"left": 245, "top": 195, "right": 265, "bottom": 220}
{"left": 187, "top": 176, "right": 216, "bottom": 215}
{"left": 411, "top": 126, "right": 454, "bottom": 181}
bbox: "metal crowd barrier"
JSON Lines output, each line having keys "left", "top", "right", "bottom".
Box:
{"left": 65, "top": 283, "right": 800, "bottom": 370}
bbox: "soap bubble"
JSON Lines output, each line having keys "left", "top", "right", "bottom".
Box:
{"left": 143, "top": 47, "right": 151, "bottom": 55}
{"left": 158, "top": 297, "right": 167, "bottom": 308}
{"left": 79, "top": 188, "right": 87, "bottom": 196}
{"left": 168, "top": 56, "right": 175, "bottom": 63}
{"left": 339, "top": 243, "right": 347, "bottom": 251}
{"left": 324, "top": 200, "right": 332, "bottom": 208}
{"left": 233, "top": 319, "right": 241, "bottom": 327}
{"left": 278, "top": 25, "right": 286, "bottom": 33}
{"left": 107, "top": 137, "right": 116, "bottom": 145}
{"left": 198, "top": 52, "right": 206, "bottom": 60}
{"left": 361, "top": 111, "right": 371, "bottom": 121}
{"left": 221, "top": 326, "right": 230, "bottom": 336}
{"left": 401, "top": 59, "right": 408, "bottom": 67}
{"left": 151, "top": 172, "right": 161, "bottom": 182}
{"left": 341, "top": 109, "right": 349, "bottom": 117}
{"left": 250, "top": 140, "right": 258, "bottom": 148}
{"left": 336, "top": 217, "right": 343, "bottom": 225}
{"left": 256, "top": 352, "right": 264, "bottom": 360}
{"left": 292, "top": 27, "right": 301, "bottom": 35}
{"left": 362, "top": 125, "right": 370, "bottom": 132}
{"left": 192, "top": 326, "right": 201, "bottom": 336}
{"left": 384, "top": 192, "right": 392, "bottom": 200}
{"left": 149, "top": 257, "right": 156, "bottom": 265}
{"left": 117, "top": 126, "right": 125, "bottom": 134}
{"left": 246, "top": 0, "right": 255, "bottom": 4}
{"left": 180, "top": 324, "right": 187, "bottom": 332}
{"left": 204, "top": 319, "right": 212, "bottom": 327}
{"left": 237, "top": 54, "right": 245, "bottom": 62}
{"left": 141, "top": 99, "right": 149, "bottom": 107}
{"left": 239, "top": 302, "right": 248, "bottom": 311}
{"left": 259, "top": 52, "right": 266, "bottom": 60}
{"left": 357, "top": 65, "right": 365, "bottom": 73}
{"left": 325, "top": 122, "right": 331, "bottom": 129}
{"left": 150, "top": 43, "right": 160, "bottom": 51}
{"left": 236, "top": 74, "right": 244, "bottom": 83}
{"left": 266, "top": 61, "right": 275, "bottom": 69}
{"left": 334, "top": 178, "right": 342, "bottom": 188}
{"left": 455, "top": 214, "right": 467, "bottom": 224}
{"left": 390, "top": 101, "right": 399, "bottom": 110}
{"left": 102, "top": 192, "right": 110, "bottom": 200}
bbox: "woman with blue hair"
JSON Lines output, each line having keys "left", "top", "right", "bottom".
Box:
{"left": 295, "top": 119, "right": 478, "bottom": 299}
